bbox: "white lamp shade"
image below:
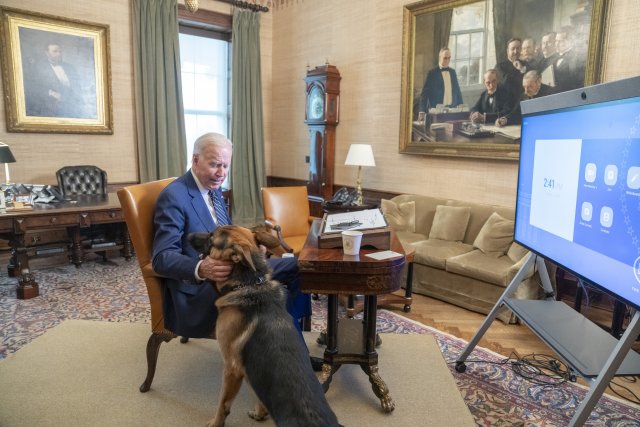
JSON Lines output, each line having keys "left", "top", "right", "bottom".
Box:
{"left": 344, "top": 144, "right": 376, "bottom": 167}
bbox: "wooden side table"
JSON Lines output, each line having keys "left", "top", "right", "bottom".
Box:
{"left": 297, "top": 220, "right": 407, "bottom": 413}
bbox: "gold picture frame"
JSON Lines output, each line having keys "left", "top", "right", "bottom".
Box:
{"left": 0, "top": 7, "right": 112, "bottom": 134}
{"left": 399, "top": 0, "right": 610, "bottom": 160}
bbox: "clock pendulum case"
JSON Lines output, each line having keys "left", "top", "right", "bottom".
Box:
{"left": 304, "top": 64, "right": 341, "bottom": 214}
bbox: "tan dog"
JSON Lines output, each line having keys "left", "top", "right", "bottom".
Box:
{"left": 189, "top": 225, "right": 341, "bottom": 427}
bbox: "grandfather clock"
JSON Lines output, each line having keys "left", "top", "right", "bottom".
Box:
{"left": 305, "top": 64, "right": 340, "bottom": 215}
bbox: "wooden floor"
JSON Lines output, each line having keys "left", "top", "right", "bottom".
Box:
{"left": 380, "top": 291, "right": 640, "bottom": 405}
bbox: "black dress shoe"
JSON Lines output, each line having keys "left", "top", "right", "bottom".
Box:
{"left": 310, "top": 356, "right": 324, "bottom": 372}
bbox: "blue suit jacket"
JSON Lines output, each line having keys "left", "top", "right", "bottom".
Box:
{"left": 152, "top": 171, "right": 309, "bottom": 338}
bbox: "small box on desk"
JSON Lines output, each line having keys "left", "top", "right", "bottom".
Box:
{"left": 317, "top": 208, "right": 391, "bottom": 250}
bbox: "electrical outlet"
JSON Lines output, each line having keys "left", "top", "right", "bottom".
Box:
{"left": 305, "top": 156, "right": 310, "bottom": 163}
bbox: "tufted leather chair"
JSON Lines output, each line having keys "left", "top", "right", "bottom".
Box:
{"left": 56, "top": 165, "right": 108, "bottom": 198}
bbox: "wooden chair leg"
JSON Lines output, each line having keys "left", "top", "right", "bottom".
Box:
{"left": 140, "top": 332, "right": 174, "bottom": 393}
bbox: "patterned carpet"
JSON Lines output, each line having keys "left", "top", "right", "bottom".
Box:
{"left": 1, "top": 257, "right": 639, "bottom": 426}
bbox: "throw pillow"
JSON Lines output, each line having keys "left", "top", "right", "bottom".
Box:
{"left": 428, "top": 205, "right": 471, "bottom": 242}
{"left": 473, "top": 212, "right": 515, "bottom": 257}
{"left": 381, "top": 199, "right": 415, "bottom": 233}
{"left": 507, "top": 241, "right": 529, "bottom": 262}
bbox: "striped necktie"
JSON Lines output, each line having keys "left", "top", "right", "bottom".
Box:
{"left": 208, "top": 190, "right": 230, "bottom": 226}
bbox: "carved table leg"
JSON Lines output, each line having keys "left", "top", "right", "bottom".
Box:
{"left": 8, "top": 234, "right": 40, "bottom": 299}
{"left": 361, "top": 363, "right": 395, "bottom": 413}
{"left": 69, "top": 226, "right": 83, "bottom": 267}
{"left": 121, "top": 224, "right": 133, "bottom": 260}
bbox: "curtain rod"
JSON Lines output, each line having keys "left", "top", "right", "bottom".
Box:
{"left": 217, "top": 0, "right": 269, "bottom": 12}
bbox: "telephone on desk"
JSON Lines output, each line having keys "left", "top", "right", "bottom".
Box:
{"left": 322, "top": 187, "right": 359, "bottom": 212}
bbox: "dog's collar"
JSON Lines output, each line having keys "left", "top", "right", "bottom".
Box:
{"left": 219, "top": 275, "right": 267, "bottom": 296}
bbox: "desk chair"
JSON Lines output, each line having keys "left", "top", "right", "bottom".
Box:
{"left": 55, "top": 165, "right": 120, "bottom": 264}
{"left": 117, "top": 178, "right": 205, "bottom": 392}
{"left": 261, "top": 186, "right": 317, "bottom": 256}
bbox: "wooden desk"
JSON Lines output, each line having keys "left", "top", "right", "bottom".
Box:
{"left": 0, "top": 193, "right": 132, "bottom": 299}
{"left": 297, "top": 220, "right": 407, "bottom": 412}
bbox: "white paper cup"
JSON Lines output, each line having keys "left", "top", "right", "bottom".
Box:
{"left": 342, "top": 230, "right": 363, "bottom": 255}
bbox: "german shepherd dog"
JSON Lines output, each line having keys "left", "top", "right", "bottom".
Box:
{"left": 189, "top": 225, "right": 341, "bottom": 427}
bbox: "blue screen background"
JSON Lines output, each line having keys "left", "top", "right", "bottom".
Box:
{"left": 516, "top": 97, "right": 640, "bottom": 309}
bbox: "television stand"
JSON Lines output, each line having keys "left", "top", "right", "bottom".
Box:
{"left": 455, "top": 253, "right": 640, "bottom": 427}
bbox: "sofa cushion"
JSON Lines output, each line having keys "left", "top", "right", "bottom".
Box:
{"left": 428, "top": 205, "right": 471, "bottom": 242}
{"left": 446, "top": 249, "right": 514, "bottom": 287}
{"left": 507, "top": 241, "right": 529, "bottom": 262}
{"left": 381, "top": 199, "right": 415, "bottom": 232}
{"left": 473, "top": 212, "right": 514, "bottom": 257}
{"left": 412, "top": 239, "right": 474, "bottom": 269}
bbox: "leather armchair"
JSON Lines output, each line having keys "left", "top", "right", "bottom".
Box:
{"left": 261, "top": 186, "right": 317, "bottom": 256}
{"left": 118, "top": 178, "right": 217, "bottom": 393}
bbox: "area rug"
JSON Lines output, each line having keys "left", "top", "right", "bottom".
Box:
{"left": 0, "top": 320, "right": 475, "bottom": 426}
{"left": 1, "top": 258, "right": 639, "bottom": 426}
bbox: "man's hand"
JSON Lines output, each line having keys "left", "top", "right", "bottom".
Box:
{"left": 198, "top": 256, "right": 233, "bottom": 282}
{"left": 470, "top": 111, "right": 485, "bottom": 124}
{"left": 495, "top": 117, "right": 507, "bottom": 127}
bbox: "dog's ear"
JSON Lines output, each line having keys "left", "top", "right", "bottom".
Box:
{"left": 188, "top": 232, "right": 213, "bottom": 255}
{"left": 230, "top": 243, "right": 256, "bottom": 271}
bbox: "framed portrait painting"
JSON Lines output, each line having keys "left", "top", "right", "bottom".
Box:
{"left": 399, "top": 0, "right": 610, "bottom": 160}
{"left": 0, "top": 7, "right": 112, "bottom": 134}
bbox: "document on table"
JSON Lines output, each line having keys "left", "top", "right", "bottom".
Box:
{"left": 481, "top": 124, "right": 521, "bottom": 139}
{"left": 365, "top": 250, "right": 404, "bottom": 260}
{"left": 323, "top": 208, "right": 388, "bottom": 233}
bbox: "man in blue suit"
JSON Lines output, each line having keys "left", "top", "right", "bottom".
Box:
{"left": 152, "top": 132, "right": 311, "bottom": 341}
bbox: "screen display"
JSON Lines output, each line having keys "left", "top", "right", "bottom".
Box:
{"left": 515, "top": 92, "right": 640, "bottom": 310}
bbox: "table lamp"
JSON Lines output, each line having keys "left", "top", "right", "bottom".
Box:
{"left": 344, "top": 144, "right": 376, "bottom": 205}
{"left": 0, "top": 143, "right": 16, "bottom": 212}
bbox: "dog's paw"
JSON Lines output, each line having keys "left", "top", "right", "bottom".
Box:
{"left": 206, "top": 418, "right": 224, "bottom": 427}
{"left": 247, "top": 409, "right": 269, "bottom": 422}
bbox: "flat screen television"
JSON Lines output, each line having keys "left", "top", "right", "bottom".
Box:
{"left": 515, "top": 75, "right": 640, "bottom": 311}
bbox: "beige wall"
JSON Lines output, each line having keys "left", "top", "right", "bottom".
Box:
{"left": 266, "top": 0, "right": 640, "bottom": 207}
{"left": 0, "top": 0, "right": 638, "bottom": 206}
{"left": 0, "top": 0, "right": 137, "bottom": 185}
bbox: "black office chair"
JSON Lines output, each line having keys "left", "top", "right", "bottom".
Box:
{"left": 56, "top": 165, "right": 108, "bottom": 198}
{"left": 55, "top": 165, "right": 121, "bottom": 265}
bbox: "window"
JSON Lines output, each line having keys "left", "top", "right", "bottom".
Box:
{"left": 448, "top": 1, "right": 495, "bottom": 88}
{"left": 179, "top": 33, "right": 230, "bottom": 169}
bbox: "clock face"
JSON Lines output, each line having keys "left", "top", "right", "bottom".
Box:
{"left": 308, "top": 86, "right": 325, "bottom": 120}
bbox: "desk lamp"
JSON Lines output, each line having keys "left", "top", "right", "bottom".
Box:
{"left": 344, "top": 144, "right": 376, "bottom": 206}
{"left": 0, "top": 143, "right": 16, "bottom": 212}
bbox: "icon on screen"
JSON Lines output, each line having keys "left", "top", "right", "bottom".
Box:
{"left": 634, "top": 257, "right": 640, "bottom": 285}
{"left": 628, "top": 166, "right": 640, "bottom": 190}
{"left": 600, "top": 206, "right": 613, "bottom": 228}
{"left": 581, "top": 202, "right": 592, "bottom": 221}
{"left": 585, "top": 163, "right": 597, "bottom": 183}
{"left": 604, "top": 165, "right": 618, "bottom": 186}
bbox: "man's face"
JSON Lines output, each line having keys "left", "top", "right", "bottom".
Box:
{"left": 541, "top": 35, "right": 556, "bottom": 58}
{"left": 556, "top": 33, "right": 570, "bottom": 54}
{"left": 46, "top": 45, "right": 62, "bottom": 65}
{"left": 523, "top": 78, "right": 541, "bottom": 97}
{"left": 507, "top": 40, "right": 521, "bottom": 62}
{"left": 192, "top": 142, "right": 232, "bottom": 190}
{"left": 521, "top": 40, "right": 535, "bottom": 60}
{"left": 484, "top": 73, "right": 498, "bottom": 94}
{"left": 438, "top": 49, "right": 451, "bottom": 68}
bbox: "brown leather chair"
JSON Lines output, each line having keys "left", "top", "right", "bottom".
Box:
{"left": 261, "top": 186, "right": 317, "bottom": 256}
{"left": 118, "top": 178, "right": 217, "bottom": 392}
{"left": 56, "top": 165, "right": 108, "bottom": 197}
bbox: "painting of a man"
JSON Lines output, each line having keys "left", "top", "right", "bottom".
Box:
{"left": 20, "top": 28, "right": 98, "bottom": 120}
